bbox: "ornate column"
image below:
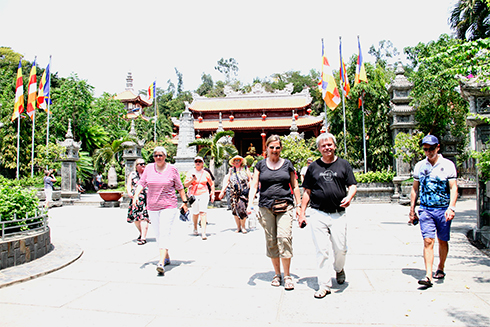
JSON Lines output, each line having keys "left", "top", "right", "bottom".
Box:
{"left": 174, "top": 101, "right": 197, "bottom": 172}
{"left": 462, "top": 78, "right": 490, "bottom": 246}
{"left": 387, "top": 63, "right": 416, "bottom": 203}
{"left": 122, "top": 120, "right": 145, "bottom": 188}
{"left": 57, "top": 119, "right": 82, "bottom": 200}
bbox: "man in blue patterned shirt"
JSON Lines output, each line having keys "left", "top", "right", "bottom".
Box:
{"left": 409, "top": 135, "right": 458, "bottom": 288}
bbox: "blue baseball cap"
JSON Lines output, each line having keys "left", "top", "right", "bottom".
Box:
{"left": 422, "top": 135, "right": 439, "bottom": 145}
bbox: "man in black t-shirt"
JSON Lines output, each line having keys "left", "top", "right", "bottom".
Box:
{"left": 298, "top": 133, "right": 357, "bottom": 298}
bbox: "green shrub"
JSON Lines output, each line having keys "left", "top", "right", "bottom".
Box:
{"left": 355, "top": 170, "right": 395, "bottom": 183}
{"left": 0, "top": 176, "right": 40, "bottom": 232}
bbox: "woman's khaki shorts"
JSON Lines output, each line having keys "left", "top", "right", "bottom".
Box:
{"left": 257, "top": 205, "right": 293, "bottom": 258}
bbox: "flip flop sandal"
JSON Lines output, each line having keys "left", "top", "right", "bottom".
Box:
{"left": 418, "top": 276, "right": 433, "bottom": 287}
{"left": 433, "top": 270, "right": 446, "bottom": 279}
{"left": 314, "top": 287, "right": 331, "bottom": 299}
{"left": 164, "top": 258, "right": 171, "bottom": 266}
{"left": 284, "top": 276, "right": 295, "bottom": 290}
{"left": 138, "top": 239, "right": 147, "bottom": 245}
{"left": 271, "top": 275, "right": 282, "bottom": 287}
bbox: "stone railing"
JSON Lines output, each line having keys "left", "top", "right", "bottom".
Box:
{"left": 0, "top": 211, "right": 51, "bottom": 270}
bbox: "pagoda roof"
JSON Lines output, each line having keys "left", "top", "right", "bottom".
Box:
{"left": 114, "top": 90, "right": 152, "bottom": 107}
{"left": 189, "top": 83, "right": 312, "bottom": 112}
{"left": 174, "top": 115, "right": 323, "bottom": 132}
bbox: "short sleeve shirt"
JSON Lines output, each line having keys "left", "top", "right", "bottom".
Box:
{"left": 413, "top": 155, "right": 457, "bottom": 208}
{"left": 255, "top": 159, "right": 295, "bottom": 208}
{"left": 302, "top": 157, "right": 357, "bottom": 213}
{"left": 138, "top": 163, "right": 183, "bottom": 211}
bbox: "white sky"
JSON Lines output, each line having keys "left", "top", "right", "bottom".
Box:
{"left": 0, "top": 0, "right": 456, "bottom": 97}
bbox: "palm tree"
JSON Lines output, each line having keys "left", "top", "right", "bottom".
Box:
{"left": 188, "top": 130, "right": 238, "bottom": 175}
{"left": 449, "top": 0, "right": 490, "bottom": 41}
{"left": 92, "top": 138, "right": 129, "bottom": 188}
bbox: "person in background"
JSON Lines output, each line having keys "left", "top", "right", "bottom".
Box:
{"left": 246, "top": 135, "right": 302, "bottom": 291}
{"left": 43, "top": 169, "right": 56, "bottom": 210}
{"left": 298, "top": 133, "right": 357, "bottom": 299}
{"left": 184, "top": 156, "right": 215, "bottom": 240}
{"left": 409, "top": 135, "right": 458, "bottom": 288}
{"left": 133, "top": 146, "right": 188, "bottom": 276}
{"left": 127, "top": 158, "right": 150, "bottom": 245}
{"left": 219, "top": 155, "right": 252, "bottom": 233}
{"left": 300, "top": 158, "right": 313, "bottom": 184}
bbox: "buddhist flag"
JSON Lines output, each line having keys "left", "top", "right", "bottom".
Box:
{"left": 11, "top": 60, "right": 24, "bottom": 121}
{"left": 339, "top": 40, "right": 350, "bottom": 97}
{"left": 318, "top": 39, "right": 340, "bottom": 110}
{"left": 148, "top": 81, "right": 156, "bottom": 101}
{"left": 26, "top": 58, "right": 37, "bottom": 120}
{"left": 355, "top": 36, "right": 368, "bottom": 85}
{"left": 37, "top": 62, "right": 51, "bottom": 112}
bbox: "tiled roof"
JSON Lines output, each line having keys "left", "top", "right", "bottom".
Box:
{"left": 114, "top": 90, "right": 152, "bottom": 106}
{"left": 188, "top": 116, "right": 323, "bottom": 131}
{"left": 189, "top": 96, "right": 311, "bottom": 112}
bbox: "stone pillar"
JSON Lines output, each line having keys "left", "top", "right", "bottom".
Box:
{"left": 174, "top": 101, "right": 197, "bottom": 172}
{"left": 387, "top": 63, "right": 416, "bottom": 203}
{"left": 462, "top": 79, "right": 490, "bottom": 246}
{"left": 57, "top": 119, "right": 82, "bottom": 200}
{"left": 122, "top": 120, "right": 145, "bottom": 187}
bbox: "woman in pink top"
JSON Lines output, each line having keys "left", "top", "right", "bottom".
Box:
{"left": 184, "top": 156, "right": 215, "bottom": 240}
{"left": 133, "top": 146, "right": 188, "bottom": 276}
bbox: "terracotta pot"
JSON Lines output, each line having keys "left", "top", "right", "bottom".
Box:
{"left": 98, "top": 191, "right": 123, "bottom": 201}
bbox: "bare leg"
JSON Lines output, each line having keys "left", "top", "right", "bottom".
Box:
{"left": 271, "top": 257, "right": 281, "bottom": 276}
{"left": 193, "top": 214, "right": 199, "bottom": 231}
{"left": 281, "top": 257, "right": 291, "bottom": 277}
{"left": 140, "top": 220, "right": 149, "bottom": 240}
{"left": 241, "top": 217, "right": 247, "bottom": 233}
{"left": 437, "top": 240, "right": 449, "bottom": 272}
{"left": 134, "top": 220, "right": 142, "bottom": 237}
{"left": 200, "top": 212, "right": 207, "bottom": 238}
{"left": 234, "top": 215, "right": 241, "bottom": 232}
{"left": 159, "top": 248, "right": 168, "bottom": 265}
{"left": 423, "top": 238, "right": 435, "bottom": 280}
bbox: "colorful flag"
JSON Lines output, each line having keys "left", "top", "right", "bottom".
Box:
{"left": 355, "top": 37, "right": 368, "bottom": 85}
{"left": 11, "top": 60, "right": 24, "bottom": 121}
{"left": 26, "top": 58, "right": 37, "bottom": 120}
{"left": 37, "top": 62, "right": 51, "bottom": 111}
{"left": 339, "top": 40, "right": 350, "bottom": 97}
{"left": 318, "top": 39, "right": 340, "bottom": 110}
{"left": 148, "top": 81, "right": 156, "bottom": 101}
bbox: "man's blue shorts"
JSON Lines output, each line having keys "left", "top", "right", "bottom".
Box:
{"left": 418, "top": 207, "right": 451, "bottom": 241}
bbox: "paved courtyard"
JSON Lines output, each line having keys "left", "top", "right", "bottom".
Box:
{"left": 0, "top": 197, "right": 489, "bottom": 326}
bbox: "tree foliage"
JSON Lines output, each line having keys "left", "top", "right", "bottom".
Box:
{"left": 215, "top": 58, "right": 239, "bottom": 82}
{"left": 188, "top": 130, "right": 238, "bottom": 173}
{"left": 449, "top": 0, "right": 490, "bottom": 41}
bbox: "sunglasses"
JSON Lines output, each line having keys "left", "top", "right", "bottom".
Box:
{"left": 195, "top": 160, "right": 203, "bottom": 163}
{"left": 268, "top": 146, "right": 281, "bottom": 150}
{"left": 153, "top": 154, "right": 164, "bottom": 158}
{"left": 136, "top": 163, "right": 146, "bottom": 166}
{"left": 423, "top": 146, "right": 437, "bottom": 152}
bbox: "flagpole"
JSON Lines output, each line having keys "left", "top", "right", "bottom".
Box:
{"left": 30, "top": 56, "right": 37, "bottom": 178}
{"left": 45, "top": 55, "right": 52, "bottom": 164}
{"left": 361, "top": 91, "right": 367, "bottom": 173}
{"left": 154, "top": 80, "right": 157, "bottom": 143}
{"left": 16, "top": 115, "right": 20, "bottom": 179}
{"left": 339, "top": 37, "right": 347, "bottom": 156}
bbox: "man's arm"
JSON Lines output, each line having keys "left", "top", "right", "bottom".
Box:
{"left": 340, "top": 184, "right": 357, "bottom": 208}
{"left": 445, "top": 179, "right": 458, "bottom": 221}
{"left": 409, "top": 180, "right": 420, "bottom": 223}
{"left": 298, "top": 188, "right": 311, "bottom": 227}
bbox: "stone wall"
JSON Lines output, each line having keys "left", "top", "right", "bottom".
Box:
{"left": 0, "top": 228, "right": 51, "bottom": 270}
{"left": 353, "top": 183, "right": 395, "bottom": 203}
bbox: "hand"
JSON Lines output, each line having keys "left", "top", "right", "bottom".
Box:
{"left": 408, "top": 210, "right": 418, "bottom": 224}
{"left": 298, "top": 215, "right": 307, "bottom": 228}
{"left": 444, "top": 208, "right": 455, "bottom": 222}
{"left": 210, "top": 194, "right": 215, "bottom": 203}
{"left": 339, "top": 197, "right": 352, "bottom": 208}
{"left": 218, "top": 191, "right": 224, "bottom": 200}
{"left": 246, "top": 205, "right": 253, "bottom": 215}
{"left": 128, "top": 193, "right": 134, "bottom": 199}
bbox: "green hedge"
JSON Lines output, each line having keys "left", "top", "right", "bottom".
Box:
{"left": 354, "top": 170, "right": 395, "bottom": 183}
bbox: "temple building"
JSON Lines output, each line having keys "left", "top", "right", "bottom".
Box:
{"left": 172, "top": 83, "right": 324, "bottom": 156}
{"left": 114, "top": 72, "right": 152, "bottom": 120}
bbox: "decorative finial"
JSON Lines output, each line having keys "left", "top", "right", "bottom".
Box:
{"left": 65, "top": 119, "right": 73, "bottom": 139}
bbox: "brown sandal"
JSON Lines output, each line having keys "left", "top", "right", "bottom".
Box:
{"left": 271, "top": 275, "right": 282, "bottom": 287}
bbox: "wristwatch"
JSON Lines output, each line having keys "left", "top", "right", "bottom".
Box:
{"left": 183, "top": 200, "right": 188, "bottom": 204}
{"left": 448, "top": 206, "right": 456, "bottom": 212}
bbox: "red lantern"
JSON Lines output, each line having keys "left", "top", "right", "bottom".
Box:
{"left": 196, "top": 134, "right": 201, "bottom": 139}
{"left": 307, "top": 108, "right": 312, "bottom": 115}
{"left": 198, "top": 116, "right": 203, "bottom": 122}
{"left": 171, "top": 133, "right": 177, "bottom": 138}
{"left": 320, "top": 129, "right": 326, "bottom": 134}
{"left": 261, "top": 132, "right": 266, "bottom": 138}
{"left": 262, "top": 114, "right": 266, "bottom": 121}
{"left": 229, "top": 115, "right": 234, "bottom": 122}
{"left": 294, "top": 113, "right": 299, "bottom": 120}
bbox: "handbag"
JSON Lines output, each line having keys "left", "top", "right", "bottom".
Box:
{"left": 271, "top": 199, "right": 288, "bottom": 215}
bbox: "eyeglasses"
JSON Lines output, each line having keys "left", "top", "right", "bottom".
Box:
{"left": 136, "top": 163, "right": 145, "bottom": 166}
{"left": 268, "top": 146, "right": 281, "bottom": 150}
{"left": 153, "top": 154, "right": 164, "bottom": 158}
{"left": 195, "top": 160, "right": 203, "bottom": 163}
{"left": 423, "top": 146, "right": 437, "bottom": 152}
{"left": 234, "top": 159, "right": 241, "bottom": 162}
